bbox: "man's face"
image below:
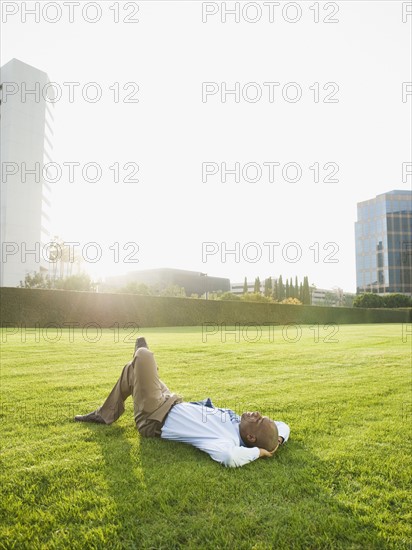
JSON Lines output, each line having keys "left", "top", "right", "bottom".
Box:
{"left": 240, "top": 411, "right": 279, "bottom": 452}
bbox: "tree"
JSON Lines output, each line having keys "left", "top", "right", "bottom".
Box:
{"left": 285, "top": 279, "right": 290, "bottom": 298}
{"left": 280, "top": 297, "right": 302, "bottom": 305}
{"left": 383, "top": 294, "right": 412, "bottom": 308}
{"left": 264, "top": 277, "right": 272, "bottom": 297}
{"left": 160, "top": 285, "right": 186, "bottom": 297}
{"left": 119, "top": 282, "right": 152, "bottom": 295}
{"left": 272, "top": 279, "right": 278, "bottom": 302}
{"left": 220, "top": 292, "right": 241, "bottom": 301}
{"left": 323, "top": 291, "right": 337, "bottom": 307}
{"left": 343, "top": 294, "right": 354, "bottom": 308}
{"left": 354, "top": 293, "right": 412, "bottom": 308}
{"left": 254, "top": 277, "right": 261, "bottom": 294}
{"left": 48, "top": 236, "right": 83, "bottom": 283}
{"left": 278, "top": 275, "right": 285, "bottom": 301}
{"left": 302, "top": 276, "right": 311, "bottom": 305}
{"left": 289, "top": 277, "right": 294, "bottom": 298}
{"left": 243, "top": 277, "right": 248, "bottom": 294}
{"left": 353, "top": 293, "right": 384, "bottom": 308}
{"left": 19, "top": 271, "right": 95, "bottom": 291}
{"left": 299, "top": 282, "right": 303, "bottom": 303}
{"left": 295, "top": 276, "right": 299, "bottom": 299}
{"left": 55, "top": 273, "right": 95, "bottom": 291}
{"left": 241, "top": 292, "right": 271, "bottom": 303}
{"left": 20, "top": 272, "right": 53, "bottom": 289}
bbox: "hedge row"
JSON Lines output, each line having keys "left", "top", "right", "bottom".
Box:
{"left": 0, "top": 287, "right": 410, "bottom": 328}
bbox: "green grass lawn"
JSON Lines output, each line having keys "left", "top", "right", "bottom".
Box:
{"left": 1, "top": 324, "right": 411, "bottom": 549}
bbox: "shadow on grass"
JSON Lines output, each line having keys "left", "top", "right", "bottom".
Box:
{"left": 82, "top": 421, "right": 388, "bottom": 550}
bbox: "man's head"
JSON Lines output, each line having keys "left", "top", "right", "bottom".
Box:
{"left": 239, "top": 411, "right": 279, "bottom": 452}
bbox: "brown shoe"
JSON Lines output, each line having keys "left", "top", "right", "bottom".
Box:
{"left": 74, "top": 410, "right": 106, "bottom": 424}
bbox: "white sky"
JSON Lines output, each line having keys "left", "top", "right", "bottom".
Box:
{"left": 1, "top": 0, "right": 411, "bottom": 291}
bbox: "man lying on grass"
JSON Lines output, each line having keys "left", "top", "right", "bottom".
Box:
{"left": 75, "top": 338, "right": 290, "bottom": 468}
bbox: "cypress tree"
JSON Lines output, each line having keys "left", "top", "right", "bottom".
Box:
{"left": 264, "top": 277, "right": 272, "bottom": 297}
{"left": 243, "top": 277, "right": 248, "bottom": 294}
{"left": 272, "top": 279, "right": 278, "bottom": 301}
{"left": 278, "top": 275, "right": 285, "bottom": 300}
{"left": 303, "top": 276, "right": 311, "bottom": 304}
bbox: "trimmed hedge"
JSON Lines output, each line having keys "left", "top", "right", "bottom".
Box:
{"left": 0, "top": 287, "right": 410, "bottom": 328}
{"left": 354, "top": 293, "right": 412, "bottom": 308}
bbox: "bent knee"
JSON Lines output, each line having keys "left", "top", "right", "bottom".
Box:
{"left": 134, "top": 347, "right": 153, "bottom": 359}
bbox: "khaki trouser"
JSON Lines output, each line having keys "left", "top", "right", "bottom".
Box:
{"left": 96, "top": 347, "right": 183, "bottom": 437}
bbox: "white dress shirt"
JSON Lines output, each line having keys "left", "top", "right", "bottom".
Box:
{"left": 161, "top": 401, "right": 290, "bottom": 468}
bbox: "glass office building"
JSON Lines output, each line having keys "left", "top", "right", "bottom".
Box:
{"left": 355, "top": 190, "right": 412, "bottom": 295}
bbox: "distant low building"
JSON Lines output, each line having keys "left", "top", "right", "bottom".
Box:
{"left": 311, "top": 287, "right": 355, "bottom": 307}
{"left": 231, "top": 281, "right": 259, "bottom": 295}
{"left": 104, "top": 268, "right": 231, "bottom": 296}
{"left": 232, "top": 279, "right": 355, "bottom": 307}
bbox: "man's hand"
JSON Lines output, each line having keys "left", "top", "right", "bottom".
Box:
{"left": 259, "top": 444, "right": 279, "bottom": 458}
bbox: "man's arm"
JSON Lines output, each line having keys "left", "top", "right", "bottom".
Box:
{"left": 209, "top": 442, "right": 280, "bottom": 467}
{"left": 275, "top": 421, "right": 290, "bottom": 444}
{"left": 204, "top": 425, "right": 289, "bottom": 467}
{"left": 195, "top": 440, "right": 260, "bottom": 468}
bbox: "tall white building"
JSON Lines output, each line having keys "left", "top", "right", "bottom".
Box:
{"left": 0, "top": 58, "right": 53, "bottom": 287}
